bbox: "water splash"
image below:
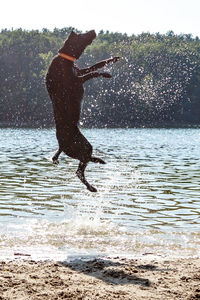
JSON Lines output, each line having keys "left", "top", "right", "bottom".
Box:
{"left": 81, "top": 34, "right": 199, "bottom": 127}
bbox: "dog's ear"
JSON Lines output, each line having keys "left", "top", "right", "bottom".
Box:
{"left": 58, "top": 31, "right": 77, "bottom": 53}
{"left": 68, "top": 31, "right": 77, "bottom": 40}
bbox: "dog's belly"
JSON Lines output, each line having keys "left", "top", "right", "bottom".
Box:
{"left": 58, "top": 127, "right": 93, "bottom": 162}
{"left": 56, "top": 125, "right": 77, "bottom": 143}
{"left": 71, "top": 84, "right": 84, "bottom": 98}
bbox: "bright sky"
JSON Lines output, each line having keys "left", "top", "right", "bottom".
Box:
{"left": 1, "top": 0, "right": 200, "bottom": 37}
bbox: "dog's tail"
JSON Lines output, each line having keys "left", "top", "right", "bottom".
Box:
{"left": 90, "top": 156, "right": 106, "bottom": 164}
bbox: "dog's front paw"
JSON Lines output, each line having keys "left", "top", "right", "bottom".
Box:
{"left": 52, "top": 159, "right": 59, "bottom": 165}
{"left": 101, "top": 72, "right": 112, "bottom": 78}
{"left": 112, "top": 56, "right": 120, "bottom": 63}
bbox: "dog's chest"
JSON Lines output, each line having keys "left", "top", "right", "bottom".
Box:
{"left": 72, "top": 66, "right": 78, "bottom": 77}
{"left": 71, "top": 66, "right": 84, "bottom": 97}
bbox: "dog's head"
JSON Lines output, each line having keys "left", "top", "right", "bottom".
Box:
{"left": 58, "top": 30, "right": 96, "bottom": 59}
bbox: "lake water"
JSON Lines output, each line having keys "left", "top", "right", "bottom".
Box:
{"left": 0, "top": 128, "right": 199, "bottom": 261}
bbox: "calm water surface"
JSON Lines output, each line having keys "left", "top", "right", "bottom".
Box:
{"left": 0, "top": 128, "right": 199, "bottom": 260}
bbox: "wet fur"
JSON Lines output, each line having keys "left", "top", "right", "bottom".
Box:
{"left": 45, "top": 30, "right": 119, "bottom": 192}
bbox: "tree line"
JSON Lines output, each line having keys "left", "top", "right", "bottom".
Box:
{"left": 0, "top": 27, "right": 200, "bottom": 128}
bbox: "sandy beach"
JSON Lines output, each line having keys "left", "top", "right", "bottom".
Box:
{"left": 0, "top": 256, "right": 200, "bottom": 300}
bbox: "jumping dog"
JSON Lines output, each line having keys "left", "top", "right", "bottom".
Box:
{"left": 46, "top": 30, "right": 119, "bottom": 192}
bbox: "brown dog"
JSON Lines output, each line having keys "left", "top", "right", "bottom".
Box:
{"left": 45, "top": 30, "right": 119, "bottom": 192}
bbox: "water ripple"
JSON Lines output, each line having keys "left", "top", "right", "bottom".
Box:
{"left": 0, "top": 128, "right": 200, "bottom": 258}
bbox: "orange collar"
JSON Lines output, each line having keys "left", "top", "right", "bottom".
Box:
{"left": 58, "top": 52, "right": 76, "bottom": 62}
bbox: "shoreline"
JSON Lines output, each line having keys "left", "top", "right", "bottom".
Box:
{"left": 0, "top": 123, "right": 199, "bottom": 129}
{"left": 0, "top": 255, "right": 200, "bottom": 299}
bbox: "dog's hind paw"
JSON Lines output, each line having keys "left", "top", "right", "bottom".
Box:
{"left": 87, "top": 185, "right": 97, "bottom": 193}
{"left": 97, "top": 158, "right": 106, "bottom": 164}
{"left": 91, "top": 157, "right": 106, "bottom": 164}
{"left": 52, "top": 159, "right": 59, "bottom": 165}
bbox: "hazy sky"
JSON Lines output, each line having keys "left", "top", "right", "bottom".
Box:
{"left": 1, "top": 0, "right": 200, "bottom": 37}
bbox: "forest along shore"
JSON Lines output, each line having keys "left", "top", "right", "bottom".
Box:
{"left": 0, "top": 28, "right": 200, "bottom": 128}
{"left": 0, "top": 256, "right": 200, "bottom": 299}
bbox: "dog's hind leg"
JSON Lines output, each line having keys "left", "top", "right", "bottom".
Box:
{"left": 52, "top": 148, "right": 62, "bottom": 164}
{"left": 90, "top": 156, "right": 106, "bottom": 164}
{"left": 76, "top": 162, "right": 97, "bottom": 193}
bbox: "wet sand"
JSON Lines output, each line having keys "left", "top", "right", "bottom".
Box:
{"left": 0, "top": 256, "right": 200, "bottom": 299}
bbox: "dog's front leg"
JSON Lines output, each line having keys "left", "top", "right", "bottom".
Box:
{"left": 90, "top": 57, "right": 120, "bottom": 71}
{"left": 80, "top": 71, "right": 112, "bottom": 83}
{"left": 79, "top": 57, "right": 120, "bottom": 75}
